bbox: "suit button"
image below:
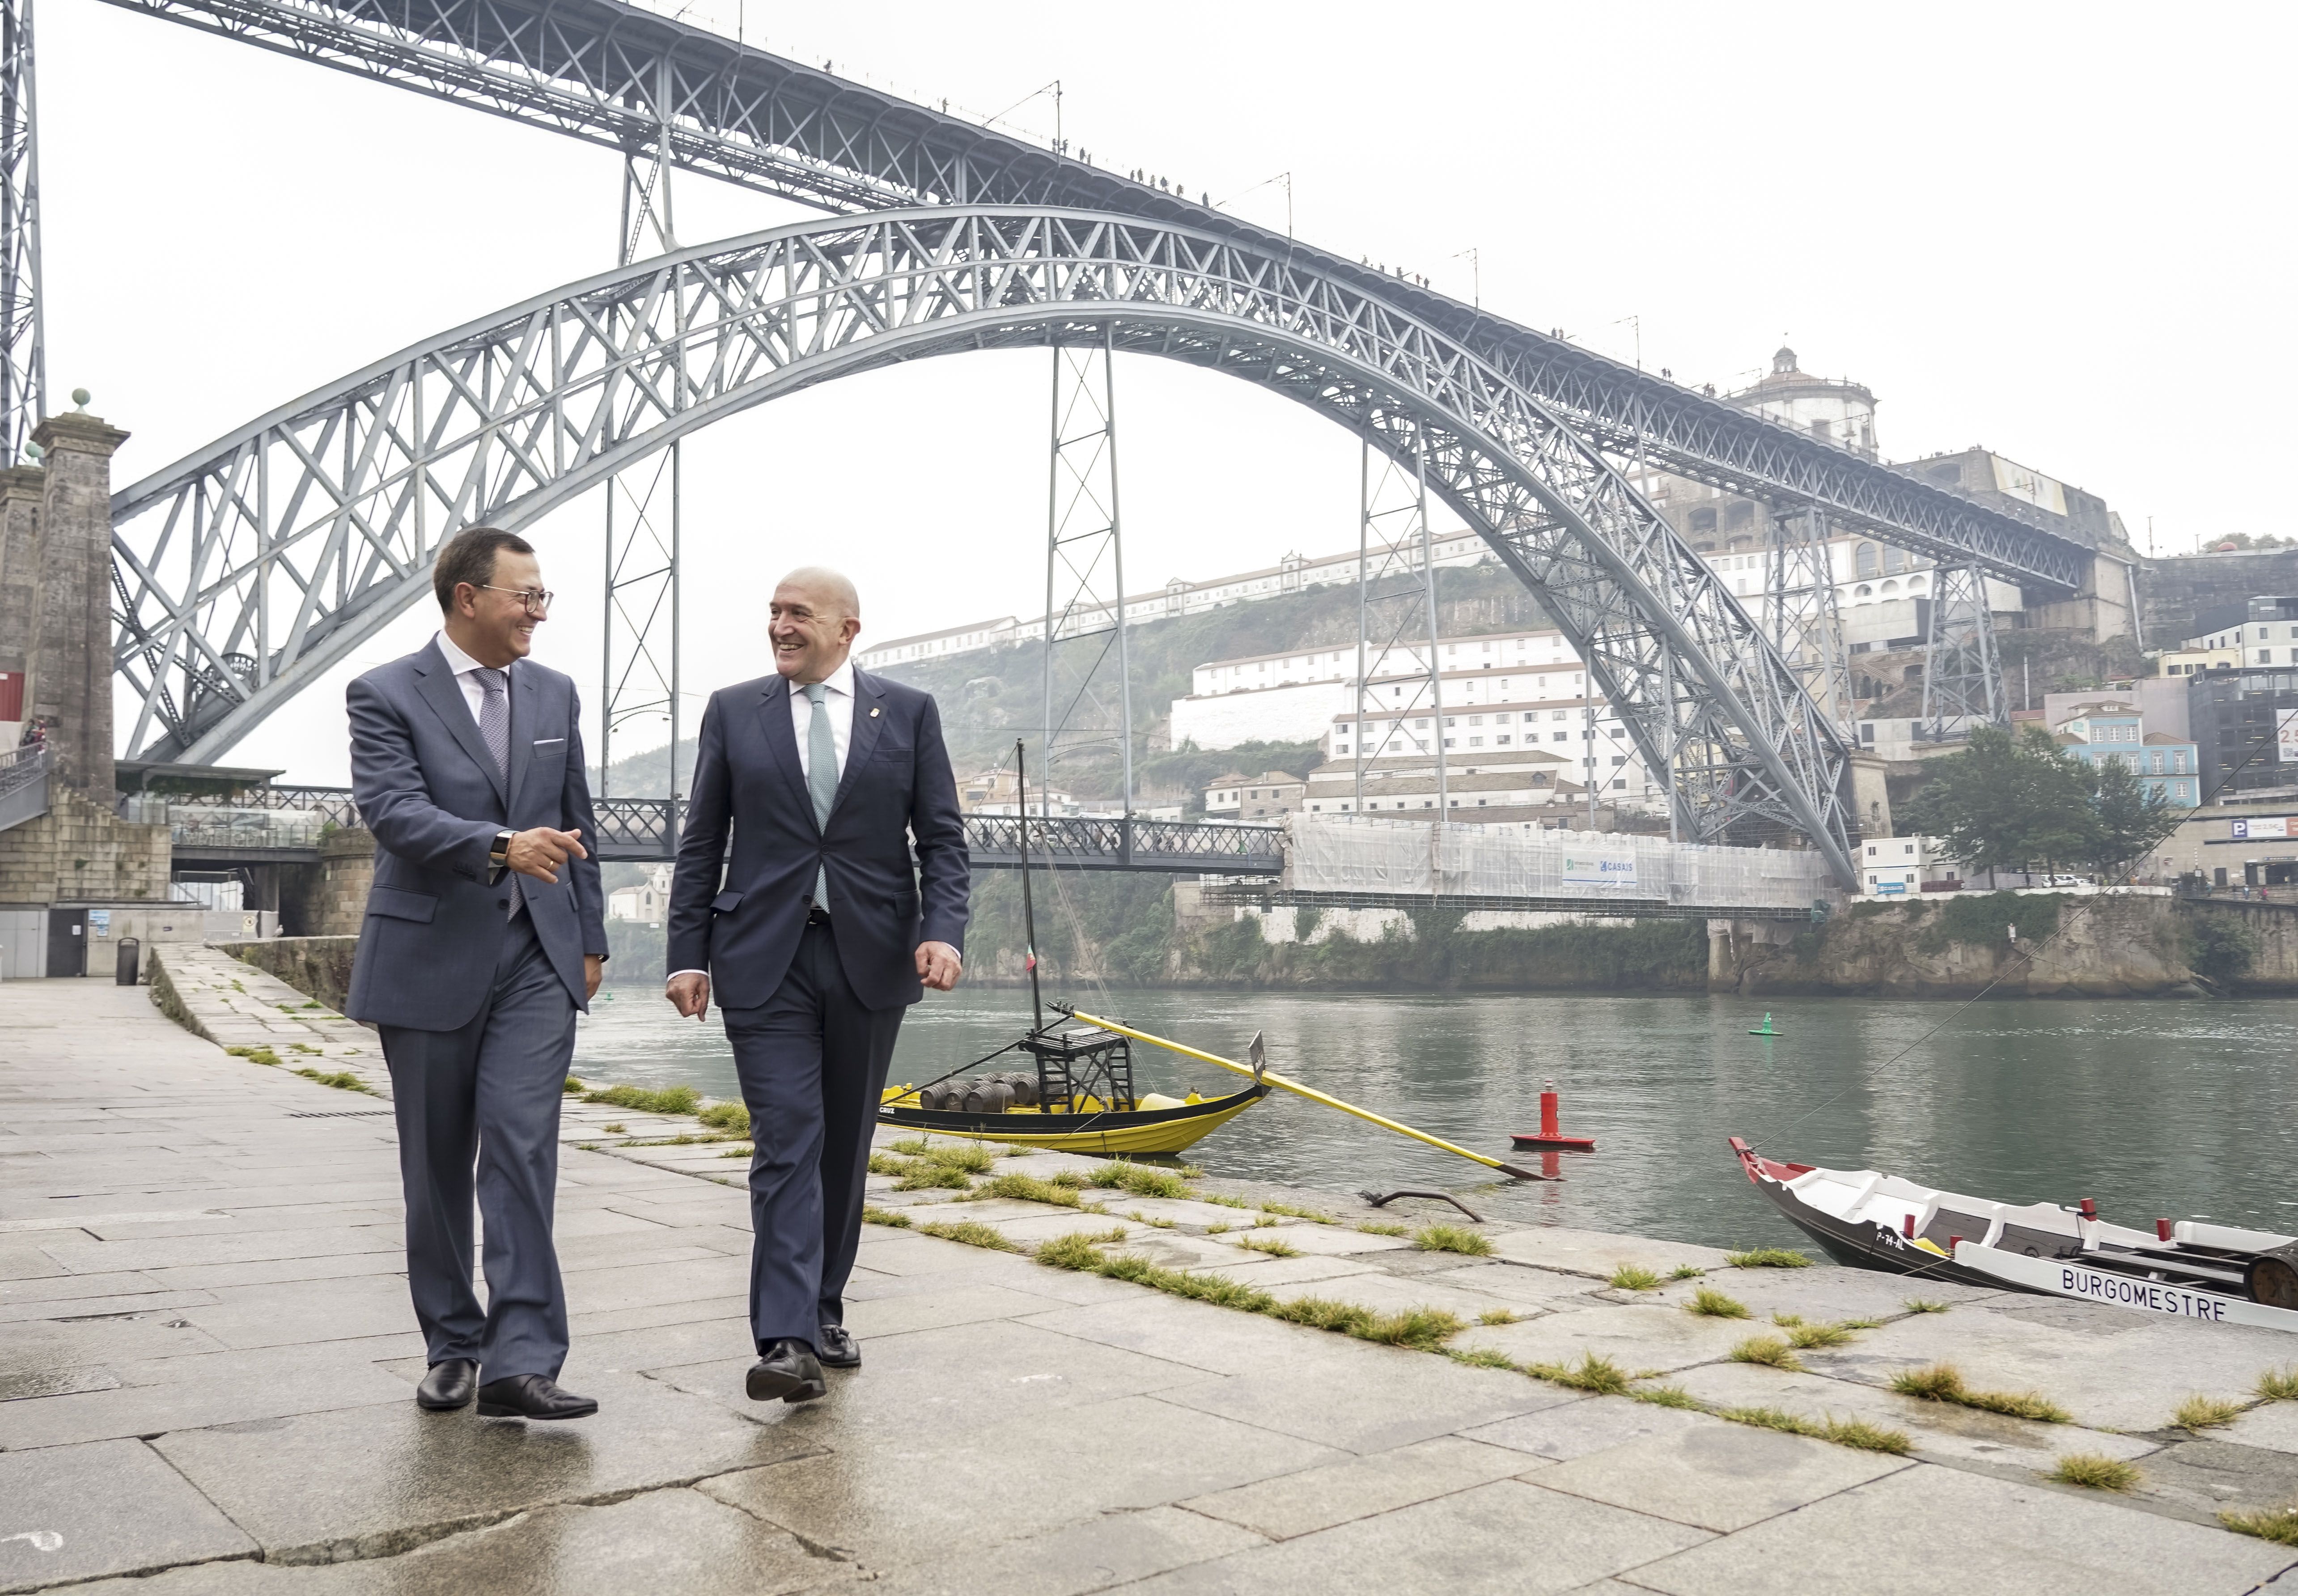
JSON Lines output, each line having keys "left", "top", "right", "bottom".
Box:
{"left": 496, "top": 899, "right": 508, "bottom": 908}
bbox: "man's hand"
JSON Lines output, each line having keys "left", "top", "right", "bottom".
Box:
{"left": 506, "top": 826, "right": 587, "bottom": 884}
{"left": 915, "top": 941, "right": 962, "bottom": 993}
{"left": 584, "top": 955, "right": 604, "bottom": 1002}
{"left": 666, "top": 971, "right": 710, "bottom": 1019}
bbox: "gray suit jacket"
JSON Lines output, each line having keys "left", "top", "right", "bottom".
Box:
{"left": 344, "top": 638, "right": 607, "bottom": 1031}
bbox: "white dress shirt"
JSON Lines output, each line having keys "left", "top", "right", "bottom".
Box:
{"left": 433, "top": 629, "right": 504, "bottom": 722}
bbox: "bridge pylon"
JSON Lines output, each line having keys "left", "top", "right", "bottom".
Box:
{"left": 0, "top": 0, "right": 42, "bottom": 463}
{"left": 1040, "top": 328, "right": 1134, "bottom": 847}
{"left": 1922, "top": 563, "right": 2006, "bottom": 741}
{"left": 1350, "top": 417, "right": 1446, "bottom": 818}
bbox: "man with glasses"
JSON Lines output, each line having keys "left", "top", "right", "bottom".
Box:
{"left": 346, "top": 526, "right": 609, "bottom": 1422}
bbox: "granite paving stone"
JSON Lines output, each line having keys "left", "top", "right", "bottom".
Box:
{"left": 1620, "top": 1460, "right": 2298, "bottom": 1595}
{"left": 1179, "top": 1434, "right": 1537, "bottom": 1539}
{"left": 849, "top": 1503, "right": 1266, "bottom": 1596}
{"left": 0, "top": 1437, "right": 259, "bottom": 1591}
{"left": 1156, "top": 1341, "right": 1571, "bottom": 1453}
{"left": 1459, "top": 1394, "right": 1713, "bottom": 1463}
{"left": 1484, "top": 1227, "right": 1735, "bottom": 1281}
{"left": 1110, "top": 1478, "right": 1713, "bottom": 1596}
{"left": 1528, "top": 1418, "right": 1911, "bottom": 1532}
{"left": 1449, "top": 1303, "right": 1757, "bottom": 1373}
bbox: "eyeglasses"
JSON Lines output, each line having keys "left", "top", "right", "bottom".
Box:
{"left": 478, "top": 584, "right": 554, "bottom": 615}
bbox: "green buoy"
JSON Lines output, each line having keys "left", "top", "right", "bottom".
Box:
{"left": 1749, "top": 1012, "right": 1780, "bottom": 1036}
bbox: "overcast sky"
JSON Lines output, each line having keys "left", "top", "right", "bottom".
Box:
{"left": 46, "top": 0, "right": 2295, "bottom": 783}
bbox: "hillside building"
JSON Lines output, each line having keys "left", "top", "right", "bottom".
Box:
{"left": 1204, "top": 773, "right": 1306, "bottom": 820}
{"left": 2050, "top": 698, "right": 2199, "bottom": 807}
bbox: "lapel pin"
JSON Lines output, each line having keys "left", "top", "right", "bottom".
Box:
{"left": 870, "top": 706, "right": 881, "bottom": 717}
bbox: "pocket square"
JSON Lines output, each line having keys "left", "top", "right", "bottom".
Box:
{"left": 531, "top": 737, "right": 566, "bottom": 754}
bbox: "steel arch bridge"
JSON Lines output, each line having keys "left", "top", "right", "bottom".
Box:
{"left": 111, "top": 206, "right": 1861, "bottom": 884}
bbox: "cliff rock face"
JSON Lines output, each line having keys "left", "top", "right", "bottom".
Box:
{"left": 1715, "top": 894, "right": 2298, "bottom": 999}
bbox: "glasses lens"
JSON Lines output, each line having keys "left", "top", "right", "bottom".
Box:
{"left": 526, "top": 590, "right": 553, "bottom": 614}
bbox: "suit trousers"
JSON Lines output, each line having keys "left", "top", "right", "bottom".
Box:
{"left": 378, "top": 912, "right": 577, "bottom": 1382}
{"left": 721, "top": 917, "right": 905, "bottom": 1351}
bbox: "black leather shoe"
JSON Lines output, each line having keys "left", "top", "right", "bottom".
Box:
{"left": 816, "top": 1325, "right": 861, "bottom": 1369}
{"left": 474, "top": 1373, "right": 598, "bottom": 1421}
{"left": 416, "top": 1358, "right": 478, "bottom": 1411}
{"left": 746, "top": 1337, "right": 827, "bottom": 1403}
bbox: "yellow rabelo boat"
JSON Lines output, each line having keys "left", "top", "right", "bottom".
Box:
{"left": 878, "top": 745, "right": 1268, "bottom": 1157}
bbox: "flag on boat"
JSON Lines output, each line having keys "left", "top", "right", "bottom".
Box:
{"left": 1025, "top": 945, "right": 1038, "bottom": 972}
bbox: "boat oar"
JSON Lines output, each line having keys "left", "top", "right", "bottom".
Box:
{"left": 1067, "top": 1008, "right": 1556, "bottom": 1183}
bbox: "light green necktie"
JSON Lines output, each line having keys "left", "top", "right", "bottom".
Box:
{"left": 805, "top": 682, "right": 837, "bottom": 912}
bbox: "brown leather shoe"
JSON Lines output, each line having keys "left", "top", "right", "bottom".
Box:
{"left": 746, "top": 1337, "right": 827, "bottom": 1403}
{"left": 416, "top": 1358, "right": 478, "bottom": 1411}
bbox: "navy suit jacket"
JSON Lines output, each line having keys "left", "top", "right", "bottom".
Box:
{"left": 666, "top": 666, "right": 968, "bottom": 1012}
{"left": 344, "top": 639, "right": 608, "bottom": 1031}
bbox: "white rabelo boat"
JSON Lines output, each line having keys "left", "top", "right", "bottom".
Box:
{"left": 1729, "top": 1138, "right": 2298, "bottom": 1333}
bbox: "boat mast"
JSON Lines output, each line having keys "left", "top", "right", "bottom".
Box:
{"left": 1014, "top": 739, "right": 1045, "bottom": 1031}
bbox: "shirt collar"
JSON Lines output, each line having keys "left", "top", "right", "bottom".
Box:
{"left": 789, "top": 659, "right": 855, "bottom": 700}
{"left": 433, "top": 629, "right": 496, "bottom": 678}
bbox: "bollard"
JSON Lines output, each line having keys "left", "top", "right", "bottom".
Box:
{"left": 114, "top": 937, "right": 140, "bottom": 986}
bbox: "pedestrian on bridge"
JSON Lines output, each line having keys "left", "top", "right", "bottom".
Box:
{"left": 664, "top": 567, "right": 969, "bottom": 1404}
{"left": 345, "top": 526, "right": 609, "bottom": 1423}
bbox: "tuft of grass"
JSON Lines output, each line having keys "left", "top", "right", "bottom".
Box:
{"left": 1784, "top": 1320, "right": 1859, "bottom": 1350}
{"left": 288, "top": 1042, "right": 320, "bottom": 1055}
{"left": 1730, "top": 1336, "right": 1804, "bottom": 1371}
{"left": 1448, "top": 1347, "right": 1518, "bottom": 1371}
{"left": 1204, "top": 1222, "right": 1230, "bottom": 1235}
{"left": 1609, "top": 1264, "right": 1664, "bottom": 1291}
{"left": 599, "top": 1122, "right": 626, "bottom": 1134}
{"left": 2174, "top": 1394, "right": 2244, "bottom": 1432}
{"left": 718, "top": 1145, "right": 753, "bottom": 1158}
{"left": 1088, "top": 1160, "right": 1192, "bottom": 1199}
{"left": 294, "top": 1067, "right": 372, "bottom": 1094}
{"left": 1254, "top": 1201, "right": 1337, "bottom": 1225}
{"left": 892, "top": 1139, "right": 999, "bottom": 1174}
{"left": 1670, "top": 1265, "right": 1706, "bottom": 1280}
{"left": 2258, "top": 1366, "right": 2298, "bottom": 1403}
{"left": 225, "top": 1045, "right": 283, "bottom": 1068}
{"left": 1417, "top": 1224, "right": 1493, "bottom": 1257}
{"left": 1050, "top": 1170, "right": 1088, "bottom": 1189}
{"left": 1888, "top": 1363, "right": 2070, "bottom": 1423}
{"left": 2047, "top": 1452, "right": 2141, "bottom": 1492}
{"left": 1529, "top": 1351, "right": 1633, "bottom": 1395}
{"left": 2221, "top": 1505, "right": 2298, "bottom": 1546}
{"left": 1358, "top": 1307, "right": 1468, "bottom": 1349}
{"left": 861, "top": 1205, "right": 912, "bottom": 1228}
{"left": 894, "top": 1164, "right": 973, "bottom": 1192}
{"left": 1718, "top": 1406, "right": 1910, "bottom": 1455}
{"left": 1234, "top": 1233, "right": 1299, "bottom": 1257}
{"left": 581, "top": 1083, "right": 701, "bottom": 1116}
{"left": 1034, "top": 1231, "right": 1107, "bottom": 1270}
{"left": 912, "top": 1218, "right": 1018, "bottom": 1252}
{"left": 967, "top": 1173, "right": 1084, "bottom": 1208}
{"left": 1841, "top": 1317, "right": 1883, "bottom": 1330}
{"left": 1358, "top": 1221, "right": 1408, "bottom": 1236}
{"left": 1687, "top": 1286, "right": 1751, "bottom": 1319}
{"left": 1478, "top": 1308, "right": 1518, "bottom": 1326}
{"left": 1904, "top": 1298, "right": 1952, "bottom": 1314}
{"left": 866, "top": 1152, "right": 910, "bottom": 1176}
{"left": 1203, "top": 1193, "right": 1250, "bottom": 1209}
{"left": 697, "top": 1101, "right": 750, "bottom": 1133}
{"left": 1727, "top": 1247, "right": 1814, "bottom": 1269}
{"left": 563, "top": 1077, "right": 586, "bottom": 1095}
{"left": 1633, "top": 1384, "right": 1702, "bottom": 1410}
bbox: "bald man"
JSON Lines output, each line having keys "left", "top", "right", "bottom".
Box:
{"left": 665, "top": 569, "right": 969, "bottom": 1403}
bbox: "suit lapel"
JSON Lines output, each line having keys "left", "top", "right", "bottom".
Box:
{"left": 757, "top": 678, "right": 814, "bottom": 824}
{"left": 413, "top": 641, "right": 507, "bottom": 806}
{"left": 505, "top": 662, "right": 534, "bottom": 816}
{"left": 833, "top": 668, "right": 887, "bottom": 815}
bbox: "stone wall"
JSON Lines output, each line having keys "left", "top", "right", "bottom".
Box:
{"left": 215, "top": 935, "right": 360, "bottom": 1014}
{"left": 277, "top": 828, "right": 376, "bottom": 937}
{"left": 2141, "top": 549, "right": 2298, "bottom": 648}
{"left": 0, "top": 787, "right": 172, "bottom": 905}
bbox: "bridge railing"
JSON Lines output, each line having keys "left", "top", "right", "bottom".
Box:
{"left": 155, "top": 786, "right": 1287, "bottom": 871}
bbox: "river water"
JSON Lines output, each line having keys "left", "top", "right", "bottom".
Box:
{"left": 572, "top": 986, "right": 2298, "bottom": 1252}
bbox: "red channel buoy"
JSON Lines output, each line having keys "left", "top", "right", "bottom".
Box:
{"left": 1510, "top": 1079, "right": 1596, "bottom": 1152}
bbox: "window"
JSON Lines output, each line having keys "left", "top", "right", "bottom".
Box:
{"left": 1552, "top": 731, "right": 1568, "bottom": 742}
{"left": 1689, "top": 507, "right": 1717, "bottom": 534}
{"left": 1856, "top": 543, "right": 1879, "bottom": 578}
{"left": 1469, "top": 737, "right": 1483, "bottom": 747}
{"left": 1497, "top": 734, "right": 1511, "bottom": 745}
{"left": 1611, "top": 756, "right": 1627, "bottom": 766}
{"left": 1469, "top": 715, "right": 1484, "bottom": 726}
{"left": 1884, "top": 547, "right": 1905, "bottom": 576}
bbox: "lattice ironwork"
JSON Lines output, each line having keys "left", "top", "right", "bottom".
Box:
{"left": 104, "top": 0, "right": 2095, "bottom": 593}
{"left": 108, "top": 207, "right": 1862, "bottom": 883}
{"left": 1349, "top": 421, "right": 1444, "bottom": 814}
{"left": 0, "top": 0, "right": 40, "bottom": 461}
{"left": 1922, "top": 564, "right": 2005, "bottom": 740}
{"left": 1764, "top": 505, "right": 1851, "bottom": 733}
{"left": 1040, "top": 331, "right": 1133, "bottom": 835}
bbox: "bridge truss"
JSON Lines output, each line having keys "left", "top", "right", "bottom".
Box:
{"left": 108, "top": 207, "right": 1865, "bottom": 884}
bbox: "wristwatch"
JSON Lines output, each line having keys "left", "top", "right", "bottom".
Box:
{"left": 488, "top": 829, "right": 515, "bottom": 884}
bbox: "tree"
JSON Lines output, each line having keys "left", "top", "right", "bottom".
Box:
{"left": 1898, "top": 725, "right": 2100, "bottom": 881}
{"left": 2088, "top": 755, "right": 2172, "bottom": 879}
